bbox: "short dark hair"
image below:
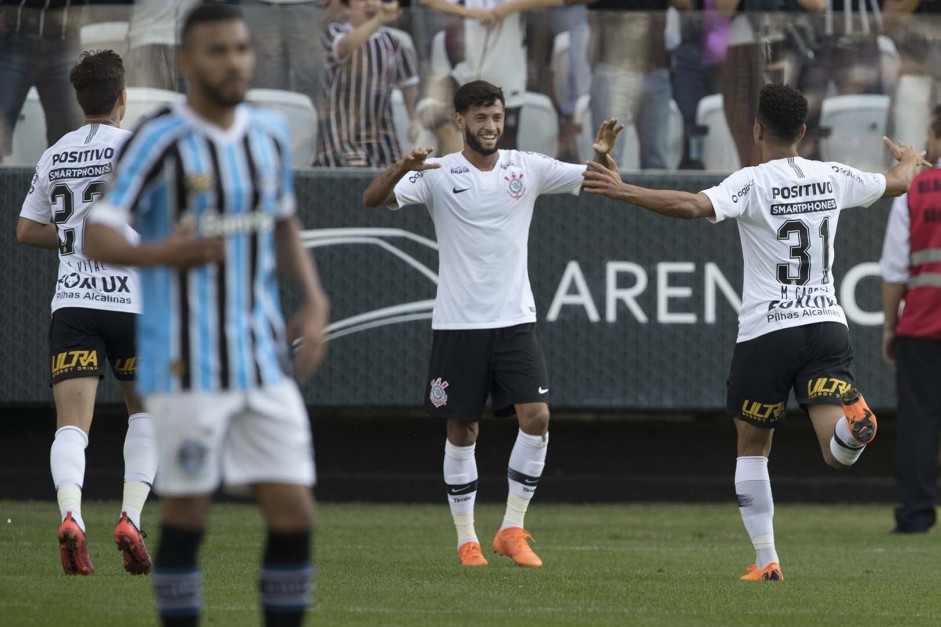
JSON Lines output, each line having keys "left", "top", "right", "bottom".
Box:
{"left": 454, "top": 81, "right": 505, "bottom": 115}
{"left": 756, "top": 83, "right": 808, "bottom": 143}
{"left": 180, "top": 3, "right": 245, "bottom": 46}
{"left": 932, "top": 104, "right": 941, "bottom": 140}
{"left": 69, "top": 50, "right": 125, "bottom": 116}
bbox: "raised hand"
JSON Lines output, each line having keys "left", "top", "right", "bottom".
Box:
{"left": 593, "top": 118, "right": 625, "bottom": 156}
{"left": 401, "top": 146, "right": 441, "bottom": 172}
{"left": 883, "top": 136, "right": 933, "bottom": 168}
{"left": 159, "top": 228, "right": 226, "bottom": 269}
{"left": 582, "top": 155, "right": 625, "bottom": 199}
{"left": 377, "top": 0, "right": 401, "bottom": 24}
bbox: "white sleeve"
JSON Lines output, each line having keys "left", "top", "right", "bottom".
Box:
{"left": 879, "top": 193, "right": 910, "bottom": 283}
{"left": 392, "top": 166, "right": 434, "bottom": 210}
{"left": 828, "top": 163, "right": 886, "bottom": 209}
{"left": 18, "top": 163, "right": 51, "bottom": 224}
{"left": 529, "top": 152, "right": 585, "bottom": 196}
{"left": 701, "top": 168, "right": 754, "bottom": 223}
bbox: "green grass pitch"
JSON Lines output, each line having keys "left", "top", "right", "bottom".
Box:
{"left": 2, "top": 500, "right": 941, "bottom": 626}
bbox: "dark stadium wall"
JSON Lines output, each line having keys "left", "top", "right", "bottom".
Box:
{"left": 0, "top": 168, "right": 894, "bottom": 412}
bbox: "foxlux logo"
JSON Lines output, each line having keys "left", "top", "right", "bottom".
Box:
{"left": 58, "top": 274, "right": 130, "bottom": 292}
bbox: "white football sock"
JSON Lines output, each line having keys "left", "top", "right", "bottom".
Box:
{"left": 51, "top": 426, "right": 88, "bottom": 532}
{"left": 735, "top": 456, "right": 778, "bottom": 569}
{"left": 830, "top": 416, "right": 866, "bottom": 466}
{"left": 444, "top": 440, "right": 479, "bottom": 548}
{"left": 122, "top": 413, "right": 156, "bottom": 528}
{"left": 501, "top": 430, "right": 548, "bottom": 530}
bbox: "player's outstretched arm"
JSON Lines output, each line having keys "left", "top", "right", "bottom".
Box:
{"left": 16, "top": 217, "right": 59, "bottom": 250}
{"left": 362, "top": 146, "right": 440, "bottom": 208}
{"left": 882, "top": 136, "right": 932, "bottom": 197}
{"left": 582, "top": 156, "right": 716, "bottom": 220}
{"left": 85, "top": 222, "right": 226, "bottom": 269}
{"left": 275, "top": 215, "right": 330, "bottom": 384}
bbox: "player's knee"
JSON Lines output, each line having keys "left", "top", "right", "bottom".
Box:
{"left": 518, "top": 405, "right": 550, "bottom": 435}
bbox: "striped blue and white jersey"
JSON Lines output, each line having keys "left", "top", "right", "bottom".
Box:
{"left": 90, "top": 102, "right": 296, "bottom": 395}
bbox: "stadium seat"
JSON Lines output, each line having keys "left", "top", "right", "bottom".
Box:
{"left": 892, "top": 74, "right": 933, "bottom": 147}
{"left": 695, "top": 93, "right": 740, "bottom": 172}
{"left": 665, "top": 99, "right": 684, "bottom": 170}
{"left": 391, "top": 88, "right": 414, "bottom": 154}
{"left": 518, "top": 91, "right": 559, "bottom": 157}
{"left": 819, "top": 94, "right": 891, "bottom": 172}
{"left": 551, "top": 31, "right": 570, "bottom": 112}
{"left": 79, "top": 21, "right": 129, "bottom": 59}
{"left": 123, "top": 87, "right": 184, "bottom": 132}
{"left": 878, "top": 34, "right": 900, "bottom": 92}
{"left": 6, "top": 87, "right": 45, "bottom": 167}
{"left": 430, "top": 30, "right": 450, "bottom": 82}
{"left": 245, "top": 88, "right": 318, "bottom": 168}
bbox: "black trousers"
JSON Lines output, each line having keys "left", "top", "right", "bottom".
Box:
{"left": 894, "top": 337, "right": 941, "bottom": 532}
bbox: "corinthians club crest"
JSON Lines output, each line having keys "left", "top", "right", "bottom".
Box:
{"left": 429, "top": 377, "right": 449, "bottom": 408}
{"left": 504, "top": 172, "right": 525, "bottom": 200}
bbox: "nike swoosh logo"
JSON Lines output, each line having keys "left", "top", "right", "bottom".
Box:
{"left": 521, "top": 477, "right": 540, "bottom": 485}
{"left": 538, "top": 387, "right": 549, "bottom": 394}
{"left": 452, "top": 187, "right": 470, "bottom": 194}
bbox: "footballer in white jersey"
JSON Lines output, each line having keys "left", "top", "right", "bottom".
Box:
{"left": 365, "top": 80, "right": 622, "bottom": 569}
{"left": 20, "top": 123, "right": 140, "bottom": 316}
{"left": 582, "top": 83, "right": 928, "bottom": 581}
{"left": 15, "top": 50, "right": 156, "bottom": 578}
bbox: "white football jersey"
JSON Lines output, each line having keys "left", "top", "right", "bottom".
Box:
{"left": 20, "top": 123, "right": 141, "bottom": 315}
{"left": 393, "top": 150, "right": 585, "bottom": 329}
{"left": 702, "top": 156, "right": 886, "bottom": 342}
{"left": 449, "top": 0, "right": 527, "bottom": 108}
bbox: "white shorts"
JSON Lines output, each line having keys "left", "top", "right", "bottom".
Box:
{"left": 145, "top": 381, "right": 316, "bottom": 496}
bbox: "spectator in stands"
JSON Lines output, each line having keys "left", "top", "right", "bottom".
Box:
{"left": 0, "top": 0, "right": 85, "bottom": 164}
{"left": 880, "top": 104, "right": 941, "bottom": 534}
{"left": 719, "top": 0, "right": 824, "bottom": 167}
{"left": 125, "top": 0, "right": 200, "bottom": 91}
{"left": 796, "top": 0, "right": 888, "bottom": 160}
{"left": 420, "top": 0, "right": 580, "bottom": 151}
{"left": 884, "top": 0, "right": 941, "bottom": 106}
{"left": 241, "top": 0, "right": 325, "bottom": 109}
{"left": 527, "top": 3, "right": 591, "bottom": 162}
{"left": 587, "top": 0, "right": 679, "bottom": 170}
{"left": 317, "top": 0, "right": 421, "bottom": 167}
{"left": 671, "top": 0, "right": 727, "bottom": 169}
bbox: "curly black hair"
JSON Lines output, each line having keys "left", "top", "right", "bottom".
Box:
{"left": 756, "top": 83, "right": 808, "bottom": 143}
{"left": 69, "top": 50, "right": 124, "bottom": 117}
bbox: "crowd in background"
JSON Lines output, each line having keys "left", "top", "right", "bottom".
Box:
{"left": 1, "top": 0, "right": 940, "bottom": 170}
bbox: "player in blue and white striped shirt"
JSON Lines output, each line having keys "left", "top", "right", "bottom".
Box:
{"left": 85, "top": 5, "right": 329, "bottom": 626}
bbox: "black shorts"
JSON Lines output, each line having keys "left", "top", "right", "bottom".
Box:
{"left": 424, "top": 323, "right": 549, "bottom": 420}
{"left": 726, "top": 322, "right": 855, "bottom": 428}
{"left": 49, "top": 308, "right": 138, "bottom": 384}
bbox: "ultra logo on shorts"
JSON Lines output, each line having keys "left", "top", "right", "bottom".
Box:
{"left": 740, "top": 399, "right": 785, "bottom": 423}
{"left": 806, "top": 377, "right": 851, "bottom": 399}
{"left": 429, "top": 377, "right": 449, "bottom": 408}
{"left": 113, "top": 357, "right": 137, "bottom": 376}
{"left": 51, "top": 350, "right": 98, "bottom": 377}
